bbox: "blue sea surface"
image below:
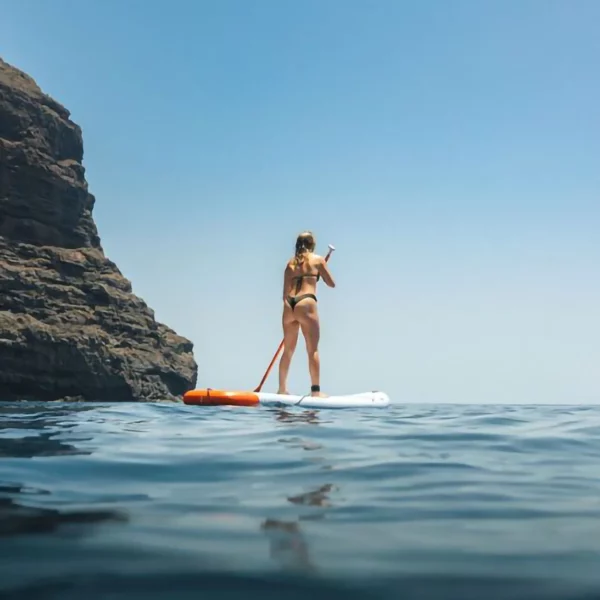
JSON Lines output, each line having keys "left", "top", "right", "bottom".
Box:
{"left": 2, "top": 401, "right": 600, "bottom": 599}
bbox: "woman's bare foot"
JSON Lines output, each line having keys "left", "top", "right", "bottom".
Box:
{"left": 277, "top": 389, "right": 291, "bottom": 395}
{"left": 310, "top": 390, "right": 328, "bottom": 397}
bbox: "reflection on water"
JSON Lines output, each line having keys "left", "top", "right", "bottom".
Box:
{"left": 0, "top": 483, "right": 128, "bottom": 537}
{"left": 288, "top": 483, "right": 337, "bottom": 509}
{"left": 0, "top": 404, "right": 98, "bottom": 459}
{"left": 261, "top": 482, "right": 336, "bottom": 573}
{"left": 277, "top": 437, "right": 323, "bottom": 452}
{"left": 3, "top": 402, "right": 600, "bottom": 599}
{"left": 270, "top": 408, "right": 321, "bottom": 425}
{"left": 261, "top": 519, "right": 314, "bottom": 572}
{"left": 0, "top": 432, "right": 89, "bottom": 458}
{"left": 264, "top": 407, "right": 338, "bottom": 572}
{"left": 0, "top": 404, "right": 126, "bottom": 539}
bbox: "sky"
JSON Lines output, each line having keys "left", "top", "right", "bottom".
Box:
{"left": 1, "top": 0, "right": 598, "bottom": 404}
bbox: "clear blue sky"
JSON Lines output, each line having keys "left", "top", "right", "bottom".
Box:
{"left": 2, "top": 0, "right": 598, "bottom": 403}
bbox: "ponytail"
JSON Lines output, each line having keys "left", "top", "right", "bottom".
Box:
{"left": 291, "top": 231, "right": 315, "bottom": 268}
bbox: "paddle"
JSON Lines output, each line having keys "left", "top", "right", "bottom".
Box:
{"left": 254, "top": 243, "right": 336, "bottom": 393}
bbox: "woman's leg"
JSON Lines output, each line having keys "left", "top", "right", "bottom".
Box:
{"left": 278, "top": 305, "right": 299, "bottom": 394}
{"left": 299, "top": 306, "right": 325, "bottom": 397}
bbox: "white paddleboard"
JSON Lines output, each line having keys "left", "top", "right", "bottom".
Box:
{"left": 183, "top": 388, "right": 390, "bottom": 409}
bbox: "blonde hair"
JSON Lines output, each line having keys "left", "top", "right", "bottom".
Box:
{"left": 292, "top": 231, "right": 316, "bottom": 267}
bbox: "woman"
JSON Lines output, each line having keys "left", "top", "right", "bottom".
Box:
{"left": 278, "top": 231, "right": 336, "bottom": 397}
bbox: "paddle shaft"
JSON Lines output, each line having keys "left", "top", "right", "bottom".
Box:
{"left": 254, "top": 245, "right": 335, "bottom": 392}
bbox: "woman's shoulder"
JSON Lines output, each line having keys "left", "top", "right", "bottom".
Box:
{"left": 285, "top": 253, "right": 322, "bottom": 271}
{"left": 307, "top": 253, "right": 325, "bottom": 272}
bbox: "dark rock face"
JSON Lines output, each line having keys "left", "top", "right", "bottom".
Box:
{"left": 0, "top": 58, "right": 198, "bottom": 402}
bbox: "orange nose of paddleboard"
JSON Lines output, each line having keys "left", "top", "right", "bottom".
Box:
{"left": 182, "top": 389, "right": 260, "bottom": 407}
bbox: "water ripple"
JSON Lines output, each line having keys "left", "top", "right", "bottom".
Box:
{"left": 2, "top": 402, "right": 600, "bottom": 599}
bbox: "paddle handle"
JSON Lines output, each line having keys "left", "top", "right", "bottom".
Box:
{"left": 253, "top": 244, "right": 336, "bottom": 392}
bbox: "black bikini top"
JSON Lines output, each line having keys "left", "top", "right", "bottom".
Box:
{"left": 291, "top": 271, "right": 320, "bottom": 293}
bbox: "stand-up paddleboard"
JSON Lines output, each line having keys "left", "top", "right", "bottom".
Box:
{"left": 182, "top": 389, "right": 390, "bottom": 409}
{"left": 185, "top": 243, "right": 390, "bottom": 410}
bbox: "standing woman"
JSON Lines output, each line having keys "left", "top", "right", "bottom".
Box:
{"left": 278, "top": 231, "right": 336, "bottom": 397}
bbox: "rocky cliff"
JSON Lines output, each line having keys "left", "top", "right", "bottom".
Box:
{"left": 0, "top": 57, "right": 198, "bottom": 402}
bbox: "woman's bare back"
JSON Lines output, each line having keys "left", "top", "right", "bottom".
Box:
{"left": 283, "top": 252, "right": 335, "bottom": 301}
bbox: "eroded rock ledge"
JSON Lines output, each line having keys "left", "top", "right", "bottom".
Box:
{"left": 0, "top": 57, "right": 197, "bottom": 401}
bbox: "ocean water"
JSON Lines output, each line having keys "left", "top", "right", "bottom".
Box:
{"left": 2, "top": 402, "right": 600, "bottom": 600}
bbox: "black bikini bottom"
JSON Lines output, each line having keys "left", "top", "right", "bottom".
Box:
{"left": 287, "top": 293, "right": 317, "bottom": 311}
